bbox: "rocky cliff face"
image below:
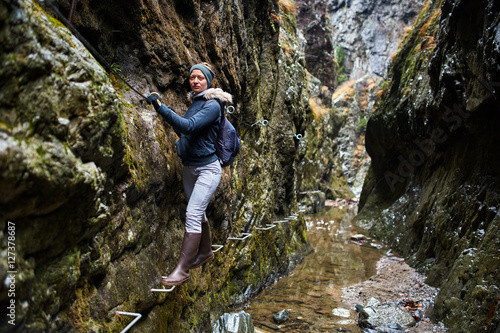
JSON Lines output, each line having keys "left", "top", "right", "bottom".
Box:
{"left": 327, "top": 0, "right": 424, "bottom": 79}
{"left": 356, "top": 0, "right": 500, "bottom": 331}
{"left": 0, "top": 0, "right": 348, "bottom": 331}
{"left": 296, "top": 0, "right": 424, "bottom": 197}
{"left": 327, "top": 0, "right": 425, "bottom": 197}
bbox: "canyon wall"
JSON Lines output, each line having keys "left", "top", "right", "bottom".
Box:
{"left": 356, "top": 0, "right": 500, "bottom": 331}
{"left": 0, "top": 0, "right": 353, "bottom": 331}
{"left": 296, "top": 0, "right": 425, "bottom": 197}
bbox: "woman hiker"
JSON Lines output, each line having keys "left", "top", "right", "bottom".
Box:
{"left": 146, "top": 63, "right": 232, "bottom": 286}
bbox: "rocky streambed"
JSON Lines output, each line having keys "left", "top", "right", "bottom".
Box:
{"left": 342, "top": 257, "right": 447, "bottom": 333}
{"left": 222, "top": 200, "right": 448, "bottom": 333}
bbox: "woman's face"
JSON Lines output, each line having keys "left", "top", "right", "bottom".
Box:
{"left": 189, "top": 69, "right": 208, "bottom": 94}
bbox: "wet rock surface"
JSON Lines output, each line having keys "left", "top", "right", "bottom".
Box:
{"left": 359, "top": 302, "right": 416, "bottom": 331}
{"left": 213, "top": 311, "right": 255, "bottom": 333}
{"left": 273, "top": 309, "right": 290, "bottom": 324}
{"left": 356, "top": 0, "right": 500, "bottom": 331}
{"left": 0, "top": 0, "right": 318, "bottom": 331}
{"left": 298, "top": 191, "right": 326, "bottom": 214}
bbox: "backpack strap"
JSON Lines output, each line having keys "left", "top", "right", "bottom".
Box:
{"left": 202, "top": 99, "right": 226, "bottom": 124}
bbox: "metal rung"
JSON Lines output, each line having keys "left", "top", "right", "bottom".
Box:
{"left": 228, "top": 233, "right": 252, "bottom": 241}
{"left": 256, "top": 224, "right": 277, "bottom": 230}
{"left": 212, "top": 244, "right": 224, "bottom": 252}
{"left": 273, "top": 220, "right": 289, "bottom": 223}
{"left": 116, "top": 311, "right": 142, "bottom": 333}
{"left": 284, "top": 216, "right": 298, "bottom": 220}
{"left": 151, "top": 286, "right": 176, "bottom": 293}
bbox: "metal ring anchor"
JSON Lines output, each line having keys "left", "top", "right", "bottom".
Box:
{"left": 141, "top": 92, "right": 162, "bottom": 106}
{"left": 116, "top": 311, "right": 142, "bottom": 333}
{"left": 225, "top": 105, "right": 235, "bottom": 114}
{"left": 251, "top": 120, "right": 269, "bottom": 127}
{"left": 228, "top": 233, "right": 252, "bottom": 241}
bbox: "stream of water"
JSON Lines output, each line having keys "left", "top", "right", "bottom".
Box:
{"left": 239, "top": 202, "right": 390, "bottom": 332}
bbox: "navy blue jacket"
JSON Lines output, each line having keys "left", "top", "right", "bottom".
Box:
{"left": 157, "top": 88, "right": 232, "bottom": 166}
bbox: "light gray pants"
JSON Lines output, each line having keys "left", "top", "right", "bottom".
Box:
{"left": 183, "top": 160, "right": 222, "bottom": 233}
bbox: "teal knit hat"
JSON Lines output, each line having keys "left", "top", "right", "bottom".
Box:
{"left": 190, "top": 64, "right": 215, "bottom": 88}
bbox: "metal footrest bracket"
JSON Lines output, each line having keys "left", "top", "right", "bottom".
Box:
{"left": 116, "top": 311, "right": 142, "bottom": 333}
{"left": 150, "top": 286, "right": 176, "bottom": 293}
{"left": 228, "top": 233, "right": 252, "bottom": 241}
{"left": 255, "top": 224, "right": 277, "bottom": 230}
{"left": 212, "top": 244, "right": 224, "bottom": 252}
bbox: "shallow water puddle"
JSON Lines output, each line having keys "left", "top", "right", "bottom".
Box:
{"left": 239, "top": 205, "right": 389, "bottom": 332}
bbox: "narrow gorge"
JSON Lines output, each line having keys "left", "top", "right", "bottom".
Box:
{"left": 0, "top": 0, "right": 499, "bottom": 332}
{"left": 356, "top": 1, "right": 500, "bottom": 332}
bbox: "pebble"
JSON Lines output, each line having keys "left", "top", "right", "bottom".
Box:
{"left": 332, "top": 307, "right": 351, "bottom": 317}
{"left": 351, "top": 234, "right": 365, "bottom": 241}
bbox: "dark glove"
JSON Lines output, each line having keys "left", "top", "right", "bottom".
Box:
{"left": 146, "top": 94, "right": 161, "bottom": 111}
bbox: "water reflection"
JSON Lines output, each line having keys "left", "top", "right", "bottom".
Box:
{"left": 240, "top": 205, "right": 388, "bottom": 332}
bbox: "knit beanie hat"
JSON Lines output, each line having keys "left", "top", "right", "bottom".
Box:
{"left": 190, "top": 64, "right": 215, "bottom": 88}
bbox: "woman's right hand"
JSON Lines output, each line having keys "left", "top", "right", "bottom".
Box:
{"left": 146, "top": 94, "right": 162, "bottom": 110}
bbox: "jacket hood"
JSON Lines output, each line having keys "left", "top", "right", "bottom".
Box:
{"left": 188, "top": 88, "right": 233, "bottom": 104}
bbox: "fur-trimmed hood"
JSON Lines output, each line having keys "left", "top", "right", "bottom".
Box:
{"left": 188, "top": 88, "right": 233, "bottom": 104}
